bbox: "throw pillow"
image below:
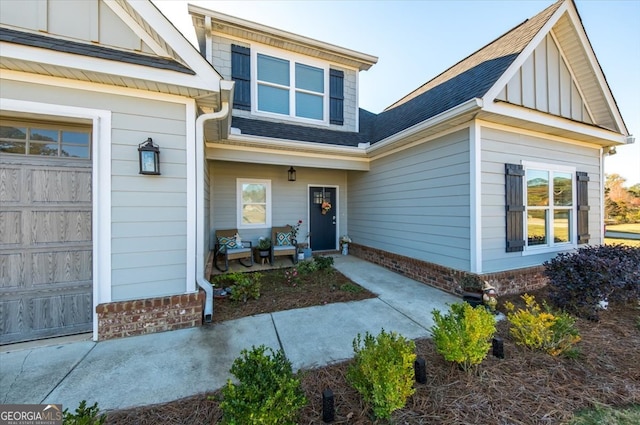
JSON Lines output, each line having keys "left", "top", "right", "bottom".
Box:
{"left": 218, "top": 236, "right": 238, "bottom": 253}
{"left": 275, "top": 232, "right": 292, "bottom": 246}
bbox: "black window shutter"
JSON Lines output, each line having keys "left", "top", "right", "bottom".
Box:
{"left": 231, "top": 45, "right": 250, "bottom": 110}
{"left": 576, "top": 171, "right": 590, "bottom": 244}
{"left": 329, "top": 69, "right": 344, "bottom": 125}
{"left": 505, "top": 163, "right": 525, "bottom": 252}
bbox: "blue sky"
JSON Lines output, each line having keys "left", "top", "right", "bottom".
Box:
{"left": 153, "top": 0, "right": 640, "bottom": 186}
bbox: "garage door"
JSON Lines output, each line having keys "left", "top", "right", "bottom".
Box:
{"left": 1, "top": 120, "right": 93, "bottom": 344}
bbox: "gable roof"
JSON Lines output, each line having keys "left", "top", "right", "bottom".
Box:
{"left": 366, "top": 0, "right": 563, "bottom": 144}
{"left": 231, "top": 0, "right": 628, "bottom": 149}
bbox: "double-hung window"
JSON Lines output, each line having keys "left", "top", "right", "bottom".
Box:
{"left": 237, "top": 179, "right": 272, "bottom": 229}
{"left": 525, "top": 165, "right": 574, "bottom": 248}
{"left": 256, "top": 52, "right": 326, "bottom": 122}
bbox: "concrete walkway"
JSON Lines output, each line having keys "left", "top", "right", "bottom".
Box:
{"left": 0, "top": 255, "right": 459, "bottom": 412}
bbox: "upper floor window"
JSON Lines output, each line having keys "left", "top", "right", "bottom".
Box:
{"left": 0, "top": 120, "right": 91, "bottom": 159}
{"left": 231, "top": 44, "right": 344, "bottom": 125}
{"left": 256, "top": 53, "right": 325, "bottom": 121}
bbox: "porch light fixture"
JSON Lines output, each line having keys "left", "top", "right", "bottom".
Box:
{"left": 138, "top": 137, "right": 160, "bottom": 175}
{"left": 288, "top": 166, "right": 296, "bottom": 182}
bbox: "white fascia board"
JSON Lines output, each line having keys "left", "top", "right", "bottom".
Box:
{"left": 103, "top": 0, "right": 171, "bottom": 57}
{"left": 367, "top": 98, "right": 483, "bottom": 154}
{"left": 122, "top": 0, "right": 224, "bottom": 82}
{"left": 482, "top": 1, "right": 568, "bottom": 105}
{"left": 1, "top": 41, "right": 218, "bottom": 93}
{"left": 207, "top": 143, "right": 369, "bottom": 171}
{"left": 483, "top": 101, "right": 627, "bottom": 145}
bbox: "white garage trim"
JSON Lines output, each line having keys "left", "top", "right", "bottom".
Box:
{"left": 0, "top": 97, "right": 111, "bottom": 342}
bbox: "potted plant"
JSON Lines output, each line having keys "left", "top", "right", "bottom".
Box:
{"left": 256, "top": 237, "right": 271, "bottom": 264}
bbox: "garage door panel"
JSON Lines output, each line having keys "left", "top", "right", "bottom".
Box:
{"left": 30, "top": 169, "right": 91, "bottom": 203}
{"left": 32, "top": 211, "right": 91, "bottom": 244}
{"left": 0, "top": 167, "right": 21, "bottom": 203}
{"left": 1, "top": 253, "right": 25, "bottom": 287}
{"left": 0, "top": 298, "right": 25, "bottom": 335}
{"left": 31, "top": 250, "right": 92, "bottom": 284}
{"left": 1, "top": 149, "right": 92, "bottom": 344}
{"left": 31, "top": 290, "right": 92, "bottom": 330}
{"left": 0, "top": 211, "right": 22, "bottom": 245}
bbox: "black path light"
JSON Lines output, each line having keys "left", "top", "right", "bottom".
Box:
{"left": 322, "top": 388, "right": 335, "bottom": 423}
{"left": 288, "top": 166, "right": 296, "bottom": 181}
{"left": 138, "top": 137, "right": 160, "bottom": 175}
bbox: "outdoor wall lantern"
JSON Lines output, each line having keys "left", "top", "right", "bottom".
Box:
{"left": 138, "top": 137, "right": 161, "bottom": 175}
{"left": 288, "top": 166, "right": 296, "bottom": 182}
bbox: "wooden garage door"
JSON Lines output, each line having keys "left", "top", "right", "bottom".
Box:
{"left": 0, "top": 122, "right": 93, "bottom": 344}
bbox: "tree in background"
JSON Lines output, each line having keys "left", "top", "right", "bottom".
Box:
{"left": 605, "top": 174, "right": 640, "bottom": 223}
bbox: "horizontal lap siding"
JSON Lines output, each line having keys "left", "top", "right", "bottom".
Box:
{"left": 481, "top": 126, "right": 601, "bottom": 273}
{"left": 348, "top": 129, "right": 471, "bottom": 271}
{"left": 210, "top": 161, "right": 347, "bottom": 246}
{"left": 2, "top": 80, "right": 189, "bottom": 301}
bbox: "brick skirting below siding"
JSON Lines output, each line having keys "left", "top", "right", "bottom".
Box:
{"left": 349, "top": 243, "right": 547, "bottom": 296}
{"left": 96, "top": 291, "right": 204, "bottom": 341}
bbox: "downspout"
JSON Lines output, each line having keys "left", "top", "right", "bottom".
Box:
{"left": 196, "top": 100, "right": 230, "bottom": 323}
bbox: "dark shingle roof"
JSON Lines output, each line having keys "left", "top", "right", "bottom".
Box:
{"left": 232, "top": 1, "right": 563, "bottom": 147}
{"left": 0, "top": 26, "right": 194, "bottom": 74}
{"left": 232, "top": 116, "right": 368, "bottom": 147}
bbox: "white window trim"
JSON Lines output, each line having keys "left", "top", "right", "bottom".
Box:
{"left": 237, "top": 178, "right": 272, "bottom": 229}
{"left": 522, "top": 161, "right": 577, "bottom": 255}
{"left": 251, "top": 44, "right": 330, "bottom": 126}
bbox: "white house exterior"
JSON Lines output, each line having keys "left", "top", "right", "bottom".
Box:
{"left": 0, "top": 0, "right": 630, "bottom": 344}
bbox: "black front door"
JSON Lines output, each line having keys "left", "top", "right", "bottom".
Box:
{"left": 309, "top": 187, "right": 337, "bottom": 251}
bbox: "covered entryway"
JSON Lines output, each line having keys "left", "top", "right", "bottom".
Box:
{"left": 309, "top": 186, "right": 337, "bottom": 251}
{"left": 0, "top": 120, "right": 93, "bottom": 344}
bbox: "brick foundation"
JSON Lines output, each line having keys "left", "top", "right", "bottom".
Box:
{"left": 96, "top": 291, "right": 204, "bottom": 341}
{"left": 349, "top": 243, "right": 547, "bottom": 296}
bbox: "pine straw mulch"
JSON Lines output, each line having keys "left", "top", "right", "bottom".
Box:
{"left": 105, "top": 284, "right": 640, "bottom": 425}
{"left": 210, "top": 267, "right": 377, "bottom": 323}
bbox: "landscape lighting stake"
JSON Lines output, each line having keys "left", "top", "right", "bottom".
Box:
{"left": 492, "top": 337, "right": 505, "bottom": 359}
{"left": 414, "top": 357, "right": 427, "bottom": 384}
{"left": 322, "top": 388, "right": 335, "bottom": 423}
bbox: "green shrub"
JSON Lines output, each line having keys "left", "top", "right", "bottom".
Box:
{"left": 215, "top": 272, "right": 263, "bottom": 302}
{"left": 346, "top": 329, "right": 416, "bottom": 420}
{"left": 544, "top": 244, "right": 640, "bottom": 319}
{"left": 505, "top": 294, "right": 581, "bottom": 357}
{"left": 220, "top": 345, "right": 306, "bottom": 425}
{"left": 63, "top": 400, "right": 106, "bottom": 425}
{"left": 340, "top": 282, "right": 362, "bottom": 293}
{"left": 296, "top": 260, "right": 318, "bottom": 275}
{"left": 313, "top": 255, "right": 334, "bottom": 271}
{"left": 431, "top": 302, "right": 496, "bottom": 372}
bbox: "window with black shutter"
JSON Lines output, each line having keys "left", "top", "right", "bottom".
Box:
{"left": 576, "top": 171, "right": 590, "bottom": 244}
{"left": 329, "top": 69, "right": 344, "bottom": 125}
{"left": 505, "top": 163, "right": 525, "bottom": 252}
{"left": 231, "top": 44, "right": 250, "bottom": 110}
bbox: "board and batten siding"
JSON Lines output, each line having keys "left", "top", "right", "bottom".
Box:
{"left": 210, "top": 161, "right": 347, "bottom": 246}
{"left": 480, "top": 126, "right": 601, "bottom": 273}
{"left": 2, "top": 80, "right": 190, "bottom": 301}
{"left": 496, "top": 34, "right": 592, "bottom": 124}
{"left": 348, "top": 129, "right": 471, "bottom": 271}
{"left": 0, "top": 0, "right": 155, "bottom": 54}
